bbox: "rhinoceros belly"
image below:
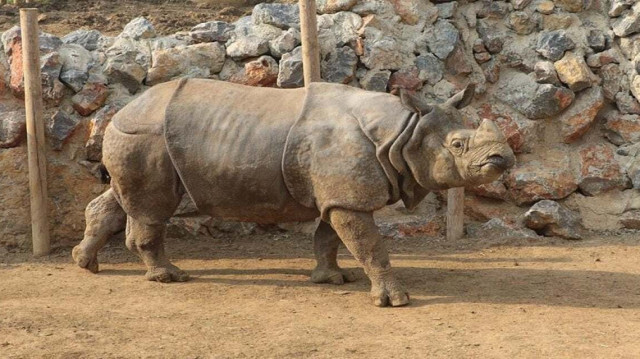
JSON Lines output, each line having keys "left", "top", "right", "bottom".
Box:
{"left": 164, "top": 79, "right": 318, "bottom": 223}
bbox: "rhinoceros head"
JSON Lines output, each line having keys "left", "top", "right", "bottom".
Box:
{"left": 399, "top": 84, "right": 515, "bottom": 190}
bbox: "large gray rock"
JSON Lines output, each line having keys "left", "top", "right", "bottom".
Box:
{"left": 86, "top": 104, "right": 122, "bottom": 162}
{"left": 425, "top": 19, "right": 459, "bottom": 60}
{"left": 277, "top": 46, "right": 304, "bottom": 88}
{"left": 476, "top": 1, "right": 511, "bottom": 19}
{"left": 415, "top": 53, "right": 444, "bottom": 85}
{"left": 252, "top": 3, "right": 300, "bottom": 30}
{"left": 1, "top": 26, "right": 62, "bottom": 56}
{"left": 58, "top": 43, "right": 92, "bottom": 92}
{"left": 536, "top": 30, "right": 575, "bottom": 61}
{"left": 600, "top": 64, "right": 625, "bottom": 101}
{"left": 359, "top": 16, "right": 417, "bottom": 70}
{"left": 317, "top": 11, "right": 362, "bottom": 56}
{"left": 524, "top": 200, "right": 582, "bottom": 240}
{"left": 40, "top": 52, "right": 66, "bottom": 105}
{"left": 619, "top": 33, "right": 640, "bottom": 60}
{"left": 477, "top": 19, "right": 507, "bottom": 54}
{"left": 616, "top": 92, "right": 640, "bottom": 115}
{"left": 359, "top": 69, "right": 391, "bottom": 92}
{"left": 0, "top": 109, "right": 25, "bottom": 148}
{"left": 495, "top": 72, "right": 575, "bottom": 119}
{"left": 62, "top": 29, "right": 105, "bottom": 51}
{"left": 612, "top": 3, "right": 640, "bottom": 37}
{"left": 189, "top": 21, "right": 234, "bottom": 43}
{"left": 147, "top": 43, "right": 226, "bottom": 85}
{"left": 104, "top": 53, "right": 147, "bottom": 94}
{"left": 436, "top": 2, "right": 458, "bottom": 19}
{"left": 586, "top": 29, "right": 607, "bottom": 52}
{"left": 218, "top": 58, "right": 243, "bottom": 82}
{"left": 269, "top": 28, "right": 300, "bottom": 58}
{"left": 533, "top": 61, "right": 560, "bottom": 85}
{"left": 120, "top": 17, "right": 156, "bottom": 40}
{"left": 467, "top": 218, "right": 540, "bottom": 240}
{"left": 321, "top": 46, "right": 357, "bottom": 84}
{"left": 226, "top": 36, "right": 270, "bottom": 59}
{"left": 317, "top": 0, "right": 358, "bottom": 13}
{"left": 47, "top": 110, "right": 80, "bottom": 150}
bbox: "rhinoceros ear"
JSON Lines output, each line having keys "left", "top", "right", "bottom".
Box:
{"left": 399, "top": 89, "right": 433, "bottom": 115}
{"left": 444, "top": 83, "right": 476, "bottom": 109}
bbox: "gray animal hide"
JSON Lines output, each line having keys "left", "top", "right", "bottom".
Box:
{"left": 116, "top": 79, "right": 428, "bottom": 222}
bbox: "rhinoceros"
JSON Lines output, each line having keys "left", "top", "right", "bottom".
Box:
{"left": 72, "top": 78, "right": 515, "bottom": 307}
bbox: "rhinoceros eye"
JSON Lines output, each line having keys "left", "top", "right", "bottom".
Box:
{"left": 451, "top": 140, "right": 463, "bottom": 149}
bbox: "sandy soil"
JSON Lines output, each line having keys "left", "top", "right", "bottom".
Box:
{"left": 0, "top": 0, "right": 293, "bottom": 37}
{"left": 2, "top": 232, "right": 640, "bottom": 358}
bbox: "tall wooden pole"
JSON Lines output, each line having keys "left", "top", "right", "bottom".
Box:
{"left": 298, "top": 0, "right": 321, "bottom": 84}
{"left": 446, "top": 187, "right": 464, "bottom": 240}
{"left": 21, "top": 8, "right": 50, "bottom": 256}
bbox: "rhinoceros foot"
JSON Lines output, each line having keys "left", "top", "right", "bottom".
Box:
{"left": 145, "top": 264, "right": 190, "bottom": 283}
{"left": 72, "top": 245, "right": 100, "bottom": 274}
{"left": 310, "top": 267, "right": 357, "bottom": 285}
{"left": 371, "top": 279, "right": 410, "bottom": 307}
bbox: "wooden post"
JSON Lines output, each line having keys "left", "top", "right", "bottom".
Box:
{"left": 298, "top": 0, "right": 321, "bottom": 84}
{"left": 21, "top": 8, "right": 50, "bottom": 257}
{"left": 446, "top": 187, "right": 464, "bottom": 240}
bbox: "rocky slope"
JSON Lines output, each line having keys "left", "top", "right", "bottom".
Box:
{"left": 2, "top": 0, "right": 640, "bottom": 249}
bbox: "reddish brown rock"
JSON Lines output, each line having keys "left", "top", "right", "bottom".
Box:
{"left": 86, "top": 104, "right": 123, "bottom": 162}
{"left": 468, "top": 180, "right": 509, "bottom": 200}
{"left": 389, "top": 67, "right": 422, "bottom": 91}
{"left": 604, "top": 113, "right": 640, "bottom": 145}
{"left": 9, "top": 39, "right": 24, "bottom": 96}
{"left": 505, "top": 156, "right": 578, "bottom": 205}
{"left": 390, "top": 0, "right": 430, "bottom": 25}
{"left": 578, "top": 144, "right": 630, "bottom": 195}
{"left": 464, "top": 194, "right": 524, "bottom": 222}
{"left": 477, "top": 103, "right": 540, "bottom": 153}
{"left": 558, "top": 86, "right": 605, "bottom": 143}
{"left": 445, "top": 44, "right": 473, "bottom": 76}
{"left": 72, "top": 83, "right": 109, "bottom": 116}
{"left": 231, "top": 56, "right": 279, "bottom": 87}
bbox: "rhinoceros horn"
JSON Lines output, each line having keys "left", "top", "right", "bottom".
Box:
{"left": 472, "top": 118, "right": 507, "bottom": 146}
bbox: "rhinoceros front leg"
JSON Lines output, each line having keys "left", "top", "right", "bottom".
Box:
{"left": 126, "top": 216, "right": 189, "bottom": 283}
{"left": 329, "top": 208, "right": 409, "bottom": 307}
{"left": 310, "top": 220, "right": 357, "bottom": 285}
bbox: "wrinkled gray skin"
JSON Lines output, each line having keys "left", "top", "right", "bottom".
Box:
{"left": 73, "top": 79, "right": 515, "bottom": 307}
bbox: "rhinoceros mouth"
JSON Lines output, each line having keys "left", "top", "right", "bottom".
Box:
{"left": 481, "top": 154, "right": 509, "bottom": 169}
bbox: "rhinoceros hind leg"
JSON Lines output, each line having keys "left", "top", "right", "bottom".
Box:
{"left": 72, "top": 188, "right": 127, "bottom": 273}
{"left": 310, "top": 220, "right": 357, "bottom": 285}
{"left": 126, "top": 216, "right": 189, "bottom": 283}
{"left": 329, "top": 208, "right": 409, "bottom": 307}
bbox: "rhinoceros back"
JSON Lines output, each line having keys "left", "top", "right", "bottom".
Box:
{"left": 163, "top": 79, "right": 318, "bottom": 223}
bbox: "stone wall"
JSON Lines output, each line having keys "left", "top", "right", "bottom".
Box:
{"left": 2, "top": 0, "right": 640, "bottom": 248}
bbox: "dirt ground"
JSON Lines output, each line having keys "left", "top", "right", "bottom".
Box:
{"left": 2, "top": 231, "right": 640, "bottom": 358}
{"left": 0, "top": 0, "right": 293, "bottom": 37}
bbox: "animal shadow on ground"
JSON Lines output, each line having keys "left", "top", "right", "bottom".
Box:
{"left": 98, "top": 255, "right": 640, "bottom": 310}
